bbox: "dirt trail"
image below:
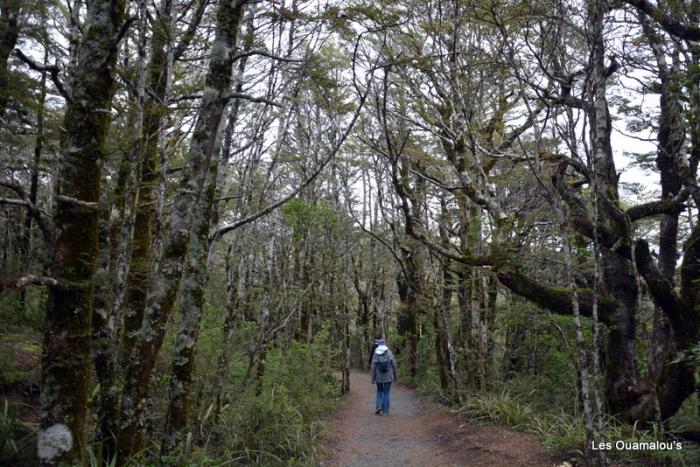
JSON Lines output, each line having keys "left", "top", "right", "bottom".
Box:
{"left": 322, "top": 372, "right": 556, "bottom": 467}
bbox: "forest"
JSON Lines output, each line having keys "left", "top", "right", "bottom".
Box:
{"left": 0, "top": 0, "right": 698, "bottom": 465}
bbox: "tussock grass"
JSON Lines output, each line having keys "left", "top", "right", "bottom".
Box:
{"left": 457, "top": 390, "right": 700, "bottom": 466}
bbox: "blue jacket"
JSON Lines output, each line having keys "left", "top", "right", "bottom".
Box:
{"left": 371, "top": 347, "right": 397, "bottom": 384}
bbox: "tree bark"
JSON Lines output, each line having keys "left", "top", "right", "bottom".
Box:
{"left": 584, "top": 1, "right": 641, "bottom": 422}
{"left": 120, "top": 0, "right": 172, "bottom": 368}
{"left": 38, "top": 0, "right": 126, "bottom": 463}
{"left": 211, "top": 245, "right": 247, "bottom": 423}
{"left": 19, "top": 44, "right": 47, "bottom": 312}
{"left": 0, "top": 0, "right": 21, "bottom": 115}
{"left": 162, "top": 159, "right": 218, "bottom": 456}
{"left": 435, "top": 198, "right": 455, "bottom": 396}
{"left": 117, "top": 0, "right": 247, "bottom": 458}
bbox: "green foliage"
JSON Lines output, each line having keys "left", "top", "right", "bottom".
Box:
{"left": 671, "top": 340, "right": 700, "bottom": 366}
{"left": 410, "top": 318, "right": 445, "bottom": 398}
{"left": 349, "top": 330, "right": 366, "bottom": 369}
{"left": 459, "top": 390, "right": 536, "bottom": 428}
{"left": 0, "top": 353, "right": 25, "bottom": 388}
{"left": 282, "top": 199, "right": 339, "bottom": 240}
{"left": 211, "top": 334, "right": 337, "bottom": 465}
{"left": 0, "top": 328, "right": 40, "bottom": 387}
{"left": 499, "top": 300, "right": 582, "bottom": 412}
{"left": 0, "top": 399, "right": 37, "bottom": 465}
{"left": 669, "top": 394, "right": 700, "bottom": 435}
{"left": 458, "top": 391, "right": 700, "bottom": 465}
{"left": 304, "top": 42, "right": 354, "bottom": 114}
{"left": 0, "top": 290, "right": 44, "bottom": 329}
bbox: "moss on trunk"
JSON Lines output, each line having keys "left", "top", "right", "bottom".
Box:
{"left": 40, "top": 0, "right": 126, "bottom": 463}
{"left": 117, "top": 0, "right": 247, "bottom": 458}
{"left": 162, "top": 158, "right": 218, "bottom": 456}
{"left": 0, "top": 0, "right": 21, "bottom": 115}
{"left": 120, "top": 0, "right": 172, "bottom": 364}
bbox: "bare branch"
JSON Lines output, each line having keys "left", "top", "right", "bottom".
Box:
{"left": 16, "top": 274, "right": 60, "bottom": 289}
{"left": 627, "top": 194, "right": 688, "bottom": 222}
{"left": 57, "top": 195, "right": 99, "bottom": 210}
{"left": 231, "top": 49, "right": 305, "bottom": 63}
{"left": 225, "top": 92, "right": 281, "bottom": 107}
{"left": 14, "top": 49, "right": 71, "bottom": 101}
{"left": 168, "top": 92, "right": 281, "bottom": 107}
{"left": 0, "top": 197, "right": 31, "bottom": 208}
{"left": 411, "top": 224, "right": 494, "bottom": 267}
{"left": 213, "top": 195, "right": 242, "bottom": 203}
{"left": 622, "top": 0, "right": 700, "bottom": 41}
{"left": 173, "top": 0, "right": 211, "bottom": 61}
{"left": 210, "top": 81, "right": 372, "bottom": 244}
{"left": 0, "top": 179, "right": 53, "bottom": 245}
{"left": 347, "top": 206, "right": 408, "bottom": 279}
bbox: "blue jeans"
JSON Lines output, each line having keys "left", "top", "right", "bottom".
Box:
{"left": 375, "top": 382, "right": 392, "bottom": 413}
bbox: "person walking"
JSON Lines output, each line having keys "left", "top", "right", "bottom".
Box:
{"left": 368, "top": 338, "right": 382, "bottom": 367}
{"left": 371, "top": 341, "right": 397, "bottom": 416}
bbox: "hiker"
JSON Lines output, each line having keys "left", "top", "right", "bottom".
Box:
{"left": 368, "top": 338, "right": 383, "bottom": 367}
{"left": 371, "top": 341, "right": 397, "bottom": 416}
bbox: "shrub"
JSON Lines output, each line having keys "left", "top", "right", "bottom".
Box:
{"left": 213, "top": 331, "right": 338, "bottom": 465}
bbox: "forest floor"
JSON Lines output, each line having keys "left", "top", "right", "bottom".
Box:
{"left": 322, "top": 372, "right": 559, "bottom": 467}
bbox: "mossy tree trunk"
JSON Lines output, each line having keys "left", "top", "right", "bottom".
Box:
{"left": 0, "top": 0, "right": 21, "bottom": 115}
{"left": 38, "top": 0, "right": 126, "bottom": 463}
{"left": 393, "top": 150, "right": 426, "bottom": 380}
{"left": 212, "top": 243, "right": 247, "bottom": 422}
{"left": 435, "top": 198, "right": 455, "bottom": 396}
{"left": 162, "top": 157, "right": 218, "bottom": 456}
{"left": 633, "top": 9, "right": 693, "bottom": 428}
{"left": 253, "top": 235, "right": 274, "bottom": 395}
{"left": 92, "top": 3, "right": 149, "bottom": 460}
{"left": 117, "top": 0, "right": 248, "bottom": 458}
{"left": 518, "top": 0, "right": 700, "bottom": 424}
{"left": 584, "top": 2, "right": 642, "bottom": 422}
{"left": 119, "top": 0, "right": 172, "bottom": 364}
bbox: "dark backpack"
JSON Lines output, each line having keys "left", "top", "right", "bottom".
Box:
{"left": 377, "top": 359, "right": 389, "bottom": 374}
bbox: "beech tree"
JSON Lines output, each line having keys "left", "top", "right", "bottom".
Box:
{"left": 0, "top": 0, "right": 698, "bottom": 465}
{"left": 33, "top": 0, "right": 127, "bottom": 463}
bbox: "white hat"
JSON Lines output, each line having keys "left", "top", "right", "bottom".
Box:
{"left": 374, "top": 344, "right": 388, "bottom": 354}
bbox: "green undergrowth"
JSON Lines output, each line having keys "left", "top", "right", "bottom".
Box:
{"left": 1, "top": 304, "right": 340, "bottom": 466}
{"left": 215, "top": 342, "right": 337, "bottom": 464}
{"left": 401, "top": 299, "right": 700, "bottom": 466}
{"left": 456, "top": 390, "right": 700, "bottom": 466}
{"left": 0, "top": 289, "right": 46, "bottom": 330}
{"left": 161, "top": 325, "right": 340, "bottom": 466}
{"left": 0, "top": 399, "right": 37, "bottom": 466}
{"left": 0, "top": 325, "right": 40, "bottom": 466}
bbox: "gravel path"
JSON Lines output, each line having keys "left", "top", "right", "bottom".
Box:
{"left": 322, "top": 372, "right": 555, "bottom": 466}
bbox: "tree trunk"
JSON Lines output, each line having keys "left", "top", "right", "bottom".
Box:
{"left": 19, "top": 44, "right": 47, "bottom": 311}
{"left": 0, "top": 0, "right": 21, "bottom": 115}
{"left": 38, "top": 0, "right": 126, "bottom": 463}
{"left": 91, "top": 176, "right": 119, "bottom": 464}
{"left": 92, "top": 4, "right": 149, "bottom": 460}
{"left": 253, "top": 235, "right": 274, "bottom": 395}
{"left": 586, "top": 2, "right": 642, "bottom": 422}
{"left": 162, "top": 160, "right": 218, "bottom": 456}
{"left": 117, "top": 0, "right": 247, "bottom": 458}
{"left": 435, "top": 199, "right": 454, "bottom": 395}
{"left": 552, "top": 188, "right": 603, "bottom": 464}
{"left": 212, "top": 245, "right": 247, "bottom": 422}
{"left": 120, "top": 0, "right": 172, "bottom": 367}
{"left": 637, "top": 11, "right": 688, "bottom": 429}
